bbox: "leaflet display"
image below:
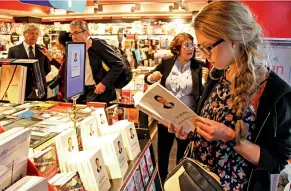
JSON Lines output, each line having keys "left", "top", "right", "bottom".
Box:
{"left": 64, "top": 42, "right": 86, "bottom": 100}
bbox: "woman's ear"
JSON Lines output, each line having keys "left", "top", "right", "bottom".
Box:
{"left": 232, "top": 42, "right": 239, "bottom": 48}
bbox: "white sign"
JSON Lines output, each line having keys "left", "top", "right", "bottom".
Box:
{"left": 262, "top": 38, "right": 291, "bottom": 85}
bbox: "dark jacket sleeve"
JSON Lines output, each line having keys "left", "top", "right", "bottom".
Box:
{"left": 50, "top": 58, "right": 62, "bottom": 69}
{"left": 91, "top": 39, "right": 124, "bottom": 88}
{"left": 144, "top": 59, "right": 164, "bottom": 85}
{"left": 44, "top": 56, "right": 51, "bottom": 75}
{"left": 257, "top": 92, "right": 291, "bottom": 173}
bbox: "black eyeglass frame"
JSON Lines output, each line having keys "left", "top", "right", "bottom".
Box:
{"left": 69, "top": 30, "right": 86, "bottom": 37}
{"left": 197, "top": 39, "right": 224, "bottom": 56}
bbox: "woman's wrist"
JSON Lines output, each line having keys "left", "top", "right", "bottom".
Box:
{"left": 222, "top": 127, "right": 236, "bottom": 143}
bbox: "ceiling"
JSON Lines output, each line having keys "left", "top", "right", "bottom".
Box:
{"left": 0, "top": 0, "right": 207, "bottom": 20}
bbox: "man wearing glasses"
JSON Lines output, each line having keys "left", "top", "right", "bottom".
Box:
{"left": 8, "top": 24, "right": 51, "bottom": 100}
{"left": 69, "top": 20, "right": 124, "bottom": 103}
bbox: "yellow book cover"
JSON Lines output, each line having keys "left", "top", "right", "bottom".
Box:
{"left": 0, "top": 65, "right": 26, "bottom": 104}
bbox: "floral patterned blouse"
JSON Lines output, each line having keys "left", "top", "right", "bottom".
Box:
{"left": 191, "top": 77, "right": 265, "bottom": 191}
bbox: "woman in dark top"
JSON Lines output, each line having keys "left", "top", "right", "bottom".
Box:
{"left": 40, "top": 31, "right": 72, "bottom": 99}
{"left": 144, "top": 33, "right": 207, "bottom": 182}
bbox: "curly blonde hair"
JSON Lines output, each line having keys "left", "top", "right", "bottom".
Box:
{"left": 194, "top": 1, "right": 268, "bottom": 142}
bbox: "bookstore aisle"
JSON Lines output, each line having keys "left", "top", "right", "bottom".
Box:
{"left": 0, "top": 101, "right": 163, "bottom": 191}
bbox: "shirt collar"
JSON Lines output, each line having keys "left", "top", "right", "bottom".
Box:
{"left": 175, "top": 59, "right": 191, "bottom": 72}
{"left": 23, "top": 41, "right": 35, "bottom": 51}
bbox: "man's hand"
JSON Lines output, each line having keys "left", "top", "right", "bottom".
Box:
{"left": 94, "top": 82, "right": 106, "bottom": 94}
{"left": 39, "top": 47, "right": 53, "bottom": 61}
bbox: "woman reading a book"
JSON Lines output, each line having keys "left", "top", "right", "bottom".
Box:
{"left": 144, "top": 33, "right": 207, "bottom": 183}
{"left": 168, "top": 1, "right": 291, "bottom": 190}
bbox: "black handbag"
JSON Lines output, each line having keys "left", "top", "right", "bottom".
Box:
{"left": 164, "top": 157, "right": 224, "bottom": 191}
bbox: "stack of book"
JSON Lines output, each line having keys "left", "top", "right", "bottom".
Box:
{"left": 55, "top": 128, "right": 79, "bottom": 172}
{"left": 66, "top": 149, "right": 111, "bottom": 191}
{"left": 0, "top": 128, "right": 31, "bottom": 190}
{"left": 92, "top": 134, "right": 129, "bottom": 179}
{"left": 5, "top": 176, "right": 48, "bottom": 191}
{"left": 100, "top": 120, "right": 141, "bottom": 160}
{"left": 79, "top": 116, "right": 99, "bottom": 150}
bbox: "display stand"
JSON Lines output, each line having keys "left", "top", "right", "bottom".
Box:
{"left": 71, "top": 94, "right": 80, "bottom": 129}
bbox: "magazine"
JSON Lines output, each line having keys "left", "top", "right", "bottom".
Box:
{"left": 134, "top": 83, "right": 204, "bottom": 134}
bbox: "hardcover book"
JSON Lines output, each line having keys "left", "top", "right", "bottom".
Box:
{"left": 134, "top": 82, "right": 205, "bottom": 134}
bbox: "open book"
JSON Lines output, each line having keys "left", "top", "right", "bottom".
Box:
{"left": 134, "top": 83, "right": 204, "bottom": 134}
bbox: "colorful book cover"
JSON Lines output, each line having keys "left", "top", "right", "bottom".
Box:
{"left": 0, "top": 65, "right": 26, "bottom": 104}
{"left": 125, "top": 176, "right": 137, "bottom": 191}
{"left": 139, "top": 157, "right": 149, "bottom": 186}
{"left": 33, "top": 146, "right": 58, "bottom": 179}
{"left": 144, "top": 147, "right": 154, "bottom": 175}
{"left": 59, "top": 172, "right": 85, "bottom": 191}
{"left": 133, "top": 166, "right": 144, "bottom": 191}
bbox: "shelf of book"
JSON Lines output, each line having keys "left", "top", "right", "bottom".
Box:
{"left": 109, "top": 138, "right": 151, "bottom": 191}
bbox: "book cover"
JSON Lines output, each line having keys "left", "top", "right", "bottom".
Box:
{"left": 0, "top": 65, "right": 26, "bottom": 104}
{"left": 139, "top": 157, "right": 149, "bottom": 186}
{"left": 144, "top": 147, "right": 154, "bottom": 175}
{"left": 92, "top": 108, "right": 108, "bottom": 129}
{"left": 106, "top": 104, "right": 119, "bottom": 125}
{"left": 59, "top": 172, "right": 85, "bottom": 191}
{"left": 86, "top": 149, "right": 111, "bottom": 191}
{"left": 110, "top": 120, "right": 141, "bottom": 161}
{"left": 30, "top": 132, "right": 58, "bottom": 151}
{"left": 112, "top": 134, "right": 128, "bottom": 178}
{"left": 80, "top": 116, "right": 99, "bottom": 150}
{"left": 125, "top": 176, "right": 137, "bottom": 191}
{"left": 126, "top": 108, "right": 139, "bottom": 124}
{"left": 3, "top": 118, "right": 38, "bottom": 131}
{"left": 55, "top": 128, "right": 79, "bottom": 172}
{"left": 0, "top": 107, "right": 25, "bottom": 116}
{"left": 0, "top": 116, "right": 20, "bottom": 127}
{"left": 0, "top": 128, "right": 31, "bottom": 190}
{"left": 133, "top": 166, "right": 144, "bottom": 191}
{"left": 134, "top": 83, "right": 205, "bottom": 134}
{"left": 32, "top": 146, "right": 58, "bottom": 179}
{"left": 5, "top": 176, "right": 48, "bottom": 191}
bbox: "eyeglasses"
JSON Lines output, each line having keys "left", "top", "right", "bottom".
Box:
{"left": 197, "top": 39, "right": 224, "bottom": 57}
{"left": 182, "top": 42, "right": 195, "bottom": 49}
{"left": 69, "top": 30, "right": 86, "bottom": 37}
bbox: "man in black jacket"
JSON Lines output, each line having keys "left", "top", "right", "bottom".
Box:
{"left": 69, "top": 20, "right": 124, "bottom": 103}
{"left": 8, "top": 24, "right": 51, "bottom": 100}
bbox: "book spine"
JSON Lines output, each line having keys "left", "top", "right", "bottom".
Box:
{"left": 135, "top": 104, "right": 168, "bottom": 126}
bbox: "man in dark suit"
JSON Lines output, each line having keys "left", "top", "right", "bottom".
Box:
{"left": 69, "top": 20, "right": 124, "bottom": 103}
{"left": 8, "top": 24, "right": 51, "bottom": 100}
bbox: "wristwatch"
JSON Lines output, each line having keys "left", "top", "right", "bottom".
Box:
{"left": 225, "top": 136, "right": 237, "bottom": 147}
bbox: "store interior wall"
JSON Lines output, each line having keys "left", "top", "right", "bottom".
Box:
{"left": 244, "top": 1, "right": 291, "bottom": 38}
